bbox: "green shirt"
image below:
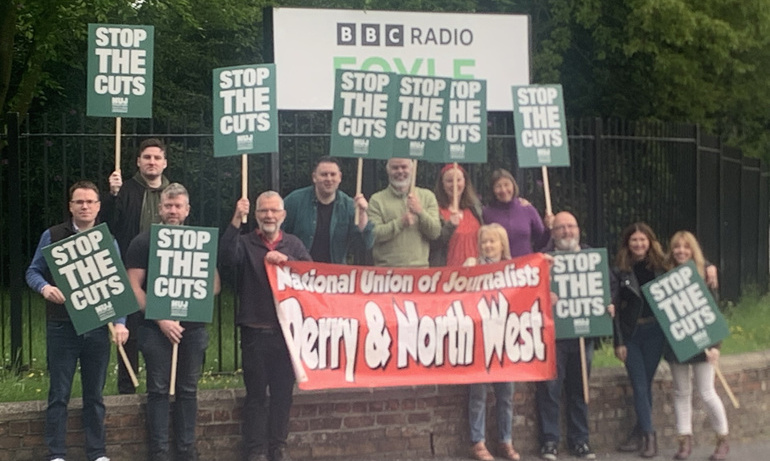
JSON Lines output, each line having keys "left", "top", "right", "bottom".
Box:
{"left": 368, "top": 185, "right": 441, "bottom": 267}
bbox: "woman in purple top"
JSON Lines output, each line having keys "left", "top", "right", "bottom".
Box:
{"left": 482, "top": 169, "right": 553, "bottom": 257}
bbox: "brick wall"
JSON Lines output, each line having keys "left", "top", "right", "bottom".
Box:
{"left": 0, "top": 350, "right": 767, "bottom": 460}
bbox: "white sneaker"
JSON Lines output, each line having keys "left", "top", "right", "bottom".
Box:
{"left": 50, "top": 459, "right": 66, "bottom": 461}
{"left": 93, "top": 457, "right": 110, "bottom": 461}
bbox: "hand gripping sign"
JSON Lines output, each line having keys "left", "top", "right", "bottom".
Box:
{"left": 42, "top": 223, "right": 139, "bottom": 335}
{"left": 642, "top": 261, "right": 729, "bottom": 363}
{"left": 267, "top": 253, "right": 556, "bottom": 390}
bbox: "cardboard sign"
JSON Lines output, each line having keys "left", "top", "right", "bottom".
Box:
{"left": 330, "top": 69, "right": 398, "bottom": 159}
{"left": 213, "top": 64, "right": 279, "bottom": 156}
{"left": 511, "top": 84, "right": 569, "bottom": 168}
{"left": 549, "top": 249, "right": 612, "bottom": 339}
{"left": 443, "top": 79, "right": 487, "bottom": 163}
{"left": 87, "top": 24, "right": 154, "bottom": 118}
{"left": 392, "top": 75, "right": 452, "bottom": 161}
{"left": 42, "top": 223, "right": 138, "bottom": 334}
{"left": 145, "top": 225, "right": 219, "bottom": 323}
{"left": 642, "top": 261, "right": 729, "bottom": 362}
{"left": 267, "top": 254, "right": 556, "bottom": 390}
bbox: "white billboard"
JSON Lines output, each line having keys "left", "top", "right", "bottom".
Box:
{"left": 270, "top": 8, "right": 530, "bottom": 111}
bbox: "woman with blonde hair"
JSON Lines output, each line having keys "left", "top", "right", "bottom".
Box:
{"left": 664, "top": 231, "right": 729, "bottom": 460}
{"left": 612, "top": 222, "right": 668, "bottom": 458}
{"left": 464, "top": 223, "right": 519, "bottom": 461}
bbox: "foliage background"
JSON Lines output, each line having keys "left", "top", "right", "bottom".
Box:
{"left": 3, "top": 0, "right": 770, "bottom": 159}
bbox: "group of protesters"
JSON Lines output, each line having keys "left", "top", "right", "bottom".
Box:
{"left": 26, "top": 139, "right": 730, "bottom": 461}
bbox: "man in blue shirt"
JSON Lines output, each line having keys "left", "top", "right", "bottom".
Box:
{"left": 282, "top": 156, "right": 373, "bottom": 263}
{"left": 26, "top": 180, "right": 128, "bottom": 461}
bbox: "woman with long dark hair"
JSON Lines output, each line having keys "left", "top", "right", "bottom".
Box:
{"left": 612, "top": 222, "right": 668, "bottom": 458}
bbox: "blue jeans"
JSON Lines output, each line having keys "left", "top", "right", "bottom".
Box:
{"left": 139, "top": 322, "right": 208, "bottom": 460}
{"left": 46, "top": 321, "right": 110, "bottom": 461}
{"left": 624, "top": 322, "right": 665, "bottom": 433}
{"left": 240, "top": 327, "right": 296, "bottom": 458}
{"left": 468, "top": 382, "right": 514, "bottom": 444}
{"left": 536, "top": 338, "right": 593, "bottom": 445}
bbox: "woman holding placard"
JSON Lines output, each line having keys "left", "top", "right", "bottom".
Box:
{"left": 464, "top": 223, "right": 520, "bottom": 461}
{"left": 430, "top": 164, "right": 483, "bottom": 267}
{"left": 611, "top": 222, "right": 668, "bottom": 458}
{"left": 664, "top": 231, "right": 729, "bottom": 460}
{"left": 482, "top": 168, "right": 553, "bottom": 258}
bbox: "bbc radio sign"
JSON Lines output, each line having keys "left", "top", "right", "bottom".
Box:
{"left": 336, "top": 23, "right": 474, "bottom": 47}
{"left": 270, "top": 7, "right": 529, "bottom": 111}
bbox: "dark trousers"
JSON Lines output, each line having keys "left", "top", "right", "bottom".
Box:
{"left": 139, "top": 322, "right": 208, "bottom": 460}
{"left": 46, "top": 321, "right": 110, "bottom": 461}
{"left": 117, "top": 311, "right": 141, "bottom": 394}
{"left": 624, "top": 322, "right": 665, "bottom": 433}
{"left": 240, "top": 327, "right": 296, "bottom": 458}
{"left": 536, "top": 338, "right": 593, "bottom": 446}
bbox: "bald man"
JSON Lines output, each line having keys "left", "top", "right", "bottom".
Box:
{"left": 536, "top": 212, "right": 609, "bottom": 460}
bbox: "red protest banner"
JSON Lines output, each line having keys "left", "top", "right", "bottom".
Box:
{"left": 267, "top": 253, "right": 556, "bottom": 390}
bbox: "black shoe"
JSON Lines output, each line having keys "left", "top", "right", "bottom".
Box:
{"left": 540, "top": 441, "right": 558, "bottom": 460}
{"left": 570, "top": 441, "right": 596, "bottom": 459}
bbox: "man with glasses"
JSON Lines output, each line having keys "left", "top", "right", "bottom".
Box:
{"left": 26, "top": 180, "right": 129, "bottom": 461}
{"left": 536, "top": 211, "right": 613, "bottom": 460}
{"left": 219, "top": 191, "right": 311, "bottom": 461}
{"left": 100, "top": 138, "right": 171, "bottom": 395}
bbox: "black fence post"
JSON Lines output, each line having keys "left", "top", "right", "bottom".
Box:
{"left": 759, "top": 162, "right": 770, "bottom": 294}
{"left": 6, "top": 112, "right": 23, "bottom": 371}
{"left": 590, "top": 118, "right": 604, "bottom": 247}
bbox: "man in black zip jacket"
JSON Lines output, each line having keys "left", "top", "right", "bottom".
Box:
{"left": 100, "top": 138, "right": 170, "bottom": 394}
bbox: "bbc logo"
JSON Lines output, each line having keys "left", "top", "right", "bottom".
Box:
{"left": 337, "top": 23, "right": 404, "bottom": 46}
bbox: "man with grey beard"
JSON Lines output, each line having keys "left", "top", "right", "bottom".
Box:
{"left": 368, "top": 158, "right": 441, "bottom": 267}
{"left": 536, "top": 212, "right": 609, "bottom": 460}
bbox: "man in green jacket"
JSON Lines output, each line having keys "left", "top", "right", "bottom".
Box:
{"left": 283, "top": 156, "right": 373, "bottom": 264}
{"left": 368, "top": 157, "right": 441, "bottom": 267}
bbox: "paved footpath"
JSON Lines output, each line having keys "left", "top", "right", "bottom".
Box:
{"left": 354, "top": 437, "right": 770, "bottom": 460}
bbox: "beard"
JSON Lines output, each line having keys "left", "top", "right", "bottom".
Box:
{"left": 554, "top": 236, "right": 580, "bottom": 251}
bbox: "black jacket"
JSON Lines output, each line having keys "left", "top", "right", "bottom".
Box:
{"left": 611, "top": 265, "right": 663, "bottom": 347}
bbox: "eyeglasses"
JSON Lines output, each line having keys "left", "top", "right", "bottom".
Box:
{"left": 70, "top": 200, "right": 99, "bottom": 206}
{"left": 256, "top": 208, "right": 284, "bottom": 215}
{"left": 553, "top": 223, "right": 578, "bottom": 232}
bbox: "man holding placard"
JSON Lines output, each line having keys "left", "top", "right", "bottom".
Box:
{"left": 220, "top": 191, "right": 311, "bottom": 461}
{"left": 283, "top": 156, "right": 373, "bottom": 263}
{"left": 125, "top": 183, "right": 217, "bottom": 461}
{"left": 368, "top": 158, "right": 441, "bottom": 267}
{"left": 536, "top": 212, "right": 613, "bottom": 460}
{"left": 26, "top": 180, "right": 129, "bottom": 461}
{"left": 101, "top": 137, "right": 170, "bottom": 395}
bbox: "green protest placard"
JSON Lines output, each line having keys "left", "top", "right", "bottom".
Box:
{"left": 511, "top": 84, "right": 569, "bottom": 168}
{"left": 145, "top": 225, "right": 219, "bottom": 323}
{"left": 87, "top": 24, "right": 154, "bottom": 118}
{"left": 443, "top": 79, "right": 487, "bottom": 163}
{"left": 550, "top": 248, "right": 612, "bottom": 339}
{"left": 42, "top": 223, "right": 138, "bottom": 335}
{"left": 392, "top": 75, "right": 452, "bottom": 162}
{"left": 329, "top": 69, "right": 397, "bottom": 160}
{"left": 642, "top": 261, "right": 729, "bottom": 362}
{"left": 213, "top": 64, "right": 279, "bottom": 156}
